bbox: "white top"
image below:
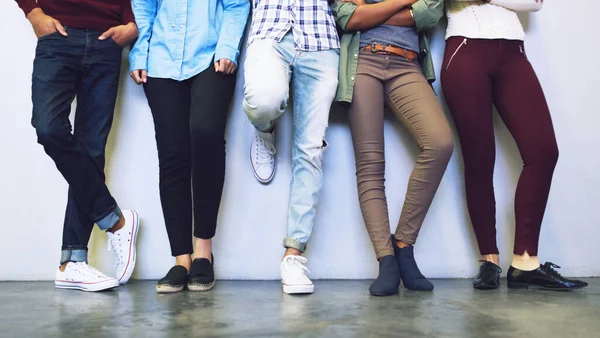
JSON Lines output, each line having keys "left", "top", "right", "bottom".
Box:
{"left": 445, "top": 0, "right": 544, "bottom": 41}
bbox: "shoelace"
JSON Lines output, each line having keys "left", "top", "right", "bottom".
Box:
{"left": 69, "top": 262, "right": 106, "bottom": 278}
{"left": 541, "top": 262, "right": 566, "bottom": 280}
{"left": 255, "top": 134, "right": 276, "bottom": 167}
{"left": 479, "top": 260, "right": 502, "bottom": 273}
{"left": 107, "top": 233, "right": 126, "bottom": 267}
{"left": 284, "top": 256, "right": 311, "bottom": 275}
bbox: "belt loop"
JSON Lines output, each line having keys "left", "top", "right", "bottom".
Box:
{"left": 370, "top": 42, "right": 377, "bottom": 54}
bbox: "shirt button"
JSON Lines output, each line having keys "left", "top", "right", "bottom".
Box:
{"left": 351, "top": 77, "right": 355, "bottom": 81}
{"left": 180, "top": 25, "right": 184, "bottom": 28}
{"left": 171, "top": 24, "right": 175, "bottom": 28}
{"left": 354, "top": 54, "right": 358, "bottom": 58}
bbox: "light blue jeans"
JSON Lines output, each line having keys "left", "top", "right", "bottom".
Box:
{"left": 243, "top": 33, "right": 339, "bottom": 252}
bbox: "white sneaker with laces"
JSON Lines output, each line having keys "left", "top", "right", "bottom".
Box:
{"left": 55, "top": 262, "right": 119, "bottom": 292}
{"left": 250, "top": 130, "right": 276, "bottom": 183}
{"left": 107, "top": 210, "right": 140, "bottom": 284}
{"left": 280, "top": 255, "right": 315, "bottom": 294}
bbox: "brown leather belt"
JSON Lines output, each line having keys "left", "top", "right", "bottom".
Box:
{"left": 361, "top": 43, "right": 418, "bottom": 61}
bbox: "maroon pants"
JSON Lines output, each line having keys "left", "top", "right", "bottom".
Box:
{"left": 441, "top": 37, "right": 559, "bottom": 256}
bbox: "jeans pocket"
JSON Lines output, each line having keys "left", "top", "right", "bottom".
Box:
{"left": 109, "top": 37, "right": 125, "bottom": 49}
{"left": 37, "top": 31, "right": 61, "bottom": 40}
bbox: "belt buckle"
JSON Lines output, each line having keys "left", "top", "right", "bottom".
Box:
{"left": 370, "top": 42, "right": 380, "bottom": 54}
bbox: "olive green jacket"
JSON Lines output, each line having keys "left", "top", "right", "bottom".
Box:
{"left": 331, "top": 0, "right": 444, "bottom": 103}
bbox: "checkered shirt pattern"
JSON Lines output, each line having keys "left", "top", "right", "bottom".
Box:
{"left": 248, "top": 0, "right": 340, "bottom": 51}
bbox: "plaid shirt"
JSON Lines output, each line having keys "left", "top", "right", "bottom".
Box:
{"left": 248, "top": 0, "right": 340, "bottom": 51}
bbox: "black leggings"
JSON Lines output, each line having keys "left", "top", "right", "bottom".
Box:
{"left": 143, "top": 66, "right": 236, "bottom": 256}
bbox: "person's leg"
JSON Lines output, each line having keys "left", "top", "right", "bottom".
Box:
{"left": 279, "top": 45, "right": 338, "bottom": 295}
{"left": 442, "top": 38, "right": 502, "bottom": 289}
{"left": 143, "top": 78, "right": 193, "bottom": 272}
{"left": 72, "top": 34, "right": 139, "bottom": 284}
{"left": 441, "top": 38, "right": 498, "bottom": 259}
{"left": 185, "top": 63, "right": 237, "bottom": 291}
{"left": 285, "top": 48, "right": 339, "bottom": 254}
{"left": 243, "top": 37, "right": 292, "bottom": 183}
{"left": 348, "top": 53, "right": 394, "bottom": 260}
{"left": 31, "top": 30, "right": 123, "bottom": 291}
{"left": 348, "top": 52, "right": 399, "bottom": 296}
{"left": 62, "top": 32, "right": 121, "bottom": 255}
{"left": 497, "top": 46, "right": 586, "bottom": 290}
{"left": 384, "top": 57, "right": 453, "bottom": 291}
{"left": 31, "top": 30, "right": 121, "bottom": 265}
{"left": 386, "top": 59, "right": 454, "bottom": 246}
{"left": 492, "top": 41, "right": 558, "bottom": 269}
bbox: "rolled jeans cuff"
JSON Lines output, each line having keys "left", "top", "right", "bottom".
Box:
{"left": 60, "top": 248, "right": 88, "bottom": 264}
{"left": 96, "top": 204, "right": 122, "bottom": 230}
{"left": 283, "top": 237, "right": 306, "bottom": 252}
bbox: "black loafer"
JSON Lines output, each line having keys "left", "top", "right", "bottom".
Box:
{"left": 507, "top": 262, "right": 588, "bottom": 291}
{"left": 473, "top": 260, "right": 502, "bottom": 290}
{"left": 188, "top": 254, "right": 215, "bottom": 292}
{"left": 156, "top": 266, "right": 188, "bottom": 294}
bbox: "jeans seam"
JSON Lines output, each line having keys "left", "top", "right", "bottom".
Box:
{"left": 92, "top": 203, "right": 118, "bottom": 224}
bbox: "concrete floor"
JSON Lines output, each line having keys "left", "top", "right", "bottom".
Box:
{"left": 0, "top": 280, "right": 598, "bottom": 338}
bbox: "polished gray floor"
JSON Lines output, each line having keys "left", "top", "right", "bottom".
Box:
{"left": 0, "top": 279, "right": 598, "bottom": 338}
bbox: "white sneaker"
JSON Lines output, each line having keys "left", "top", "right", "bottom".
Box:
{"left": 281, "top": 255, "right": 315, "bottom": 294}
{"left": 55, "top": 262, "right": 119, "bottom": 292}
{"left": 250, "top": 130, "right": 276, "bottom": 183}
{"left": 107, "top": 210, "right": 140, "bottom": 284}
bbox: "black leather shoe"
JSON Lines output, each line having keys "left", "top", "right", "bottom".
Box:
{"left": 473, "top": 260, "right": 502, "bottom": 290}
{"left": 188, "top": 254, "right": 215, "bottom": 292}
{"left": 156, "top": 266, "right": 188, "bottom": 294}
{"left": 507, "top": 262, "right": 588, "bottom": 291}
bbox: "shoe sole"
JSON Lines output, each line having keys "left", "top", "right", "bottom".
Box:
{"left": 250, "top": 142, "right": 276, "bottom": 184}
{"left": 283, "top": 284, "right": 314, "bottom": 294}
{"left": 508, "top": 282, "right": 588, "bottom": 291}
{"left": 156, "top": 284, "right": 185, "bottom": 294}
{"left": 55, "top": 280, "right": 119, "bottom": 292}
{"left": 118, "top": 210, "right": 140, "bottom": 284}
{"left": 188, "top": 280, "right": 215, "bottom": 292}
{"left": 473, "top": 283, "right": 500, "bottom": 290}
{"left": 370, "top": 290, "right": 399, "bottom": 297}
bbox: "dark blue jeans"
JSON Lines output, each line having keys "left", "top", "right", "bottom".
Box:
{"left": 31, "top": 27, "right": 123, "bottom": 264}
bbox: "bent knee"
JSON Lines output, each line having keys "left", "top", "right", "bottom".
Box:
{"left": 243, "top": 90, "right": 287, "bottom": 123}
{"left": 423, "top": 137, "right": 454, "bottom": 163}
{"left": 526, "top": 144, "right": 559, "bottom": 169}
{"left": 33, "top": 122, "right": 68, "bottom": 147}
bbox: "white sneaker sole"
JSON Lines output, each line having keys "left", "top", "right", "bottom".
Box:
{"left": 283, "top": 283, "right": 314, "bottom": 294}
{"left": 250, "top": 143, "right": 276, "bottom": 184}
{"left": 55, "top": 279, "right": 119, "bottom": 292}
{"left": 188, "top": 280, "right": 216, "bottom": 292}
{"left": 118, "top": 210, "right": 140, "bottom": 284}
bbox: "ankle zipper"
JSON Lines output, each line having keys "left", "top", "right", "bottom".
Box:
{"left": 446, "top": 38, "right": 468, "bottom": 71}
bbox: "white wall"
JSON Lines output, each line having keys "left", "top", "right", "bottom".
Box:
{"left": 1, "top": 1, "right": 599, "bottom": 281}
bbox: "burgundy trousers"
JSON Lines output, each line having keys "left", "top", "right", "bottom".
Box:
{"left": 441, "top": 37, "right": 559, "bottom": 256}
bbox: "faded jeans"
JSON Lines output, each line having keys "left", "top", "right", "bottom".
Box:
{"left": 243, "top": 33, "right": 339, "bottom": 252}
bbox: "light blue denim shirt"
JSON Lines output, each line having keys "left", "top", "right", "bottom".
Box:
{"left": 129, "top": 0, "right": 250, "bottom": 81}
